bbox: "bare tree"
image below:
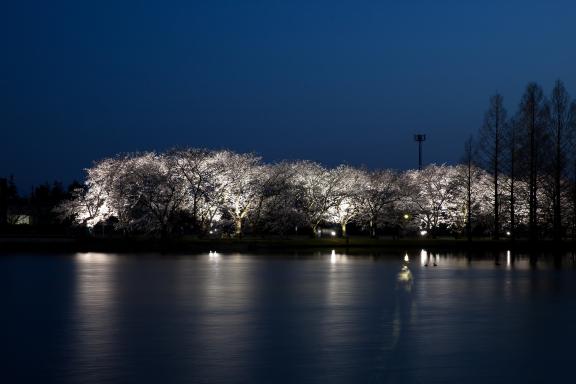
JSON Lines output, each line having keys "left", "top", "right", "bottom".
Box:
{"left": 477, "top": 94, "right": 507, "bottom": 239}
{"left": 502, "top": 117, "right": 520, "bottom": 240}
{"left": 516, "top": 83, "right": 549, "bottom": 241}
{"left": 464, "top": 137, "right": 473, "bottom": 241}
{"left": 548, "top": 80, "right": 573, "bottom": 241}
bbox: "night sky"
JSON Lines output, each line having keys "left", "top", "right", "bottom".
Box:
{"left": 2, "top": 0, "right": 575, "bottom": 190}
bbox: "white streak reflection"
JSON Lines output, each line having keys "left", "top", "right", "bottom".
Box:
{"left": 76, "top": 252, "right": 116, "bottom": 265}
{"left": 329, "top": 249, "right": 347, "bottom": 265}
{"left": 420, "top": 249, "right": 428, "bottom": 266}
{"left": 323, "top": 249, "right": 356, "bottom": 351}
{"left": 72, "top": 253, "right": 119, "bottom": 380}
{"left": 208, "top": 251, "right": 221, "bottom": 264}
{"left": 185, "top": 252, "right": 255, "bottom": 381}
{"left": 398, "top": 253, "right": 413, "bottom": 291}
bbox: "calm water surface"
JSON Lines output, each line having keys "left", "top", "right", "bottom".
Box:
{"left": 2, "top": 250, "right": 576, "bottom": 383}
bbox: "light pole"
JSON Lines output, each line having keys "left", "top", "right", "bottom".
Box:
{"left": 414, "top": 134, "right": 426, "bottom": 170}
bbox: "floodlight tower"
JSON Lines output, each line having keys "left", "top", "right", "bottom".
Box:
{"left": 414, "top": 134, "right": 426, "bottom": 170}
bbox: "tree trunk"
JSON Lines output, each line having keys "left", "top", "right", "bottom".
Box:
{"left": 467, "top": 173, "right": 472, "bottom": 242}
{"left": 528, "top": 97, "right": 538, "bottom": 242}
{"left": 510, "top": 125, "right": 516, "bottom": 242}
{"left": 312, "top": 223, "right": 320, "bottom": 238}
{"left": 465, "top": 137, "right": 472, "bottom": 242}
{"left": 554, "top": 114, "right": 562, "bottom": 242}
{"left": 573, "top": 160, "right": 576, "bottom": 240}
{"left": 235, "top": 217, "right": 242, "bottom": 238}
{"left": 494, "top": 101, "right": 500, "bottom": 240}
{"left": 494, "top": 131, "right": 499, "bottom": 240}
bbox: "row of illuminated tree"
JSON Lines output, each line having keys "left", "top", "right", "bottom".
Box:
{"left": 56, "top": 149, "right": 569, "bottom": 239}
{"left": 58, "top": 80, "right": 576, "bottom": 240}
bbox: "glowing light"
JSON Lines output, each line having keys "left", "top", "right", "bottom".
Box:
{"left": 507, "top": 250, "right": 511, "bottom": 267}
{"left": 420, "top": 230, "right": 428, "bottom": 236}
{"left": 209, "top": 251, "right": 220, "bottom": 262}
{"left": 75, "top": 252, "right": 115, "bottom": 264}
{"left": 397, "top": 265, "right": 412, "bottom": 282}
{"left": 403, "top": 214, "right": 410, "bottom": 220}
{"left": 404, "top": 253, "right": 409, "bottom": 263}
{"left": 506, "top": 231, "right": 511, "bottom": 236}
{"left": 330, "top": 230, "right": 336, "bottom": 236}
{"left": 420, "top": 249, "right": 428, "bottom": 265}
{"left": 328, "top": 249, "right": 348, "bottom": 264}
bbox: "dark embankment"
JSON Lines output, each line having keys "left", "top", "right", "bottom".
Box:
{"left": 1, "top": 235, "right": 576, "bottom": 254}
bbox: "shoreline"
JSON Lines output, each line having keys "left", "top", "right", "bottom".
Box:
{"left": 1, "top": 236, "right": 575, "bottom": 254}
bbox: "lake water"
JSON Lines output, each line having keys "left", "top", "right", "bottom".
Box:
{"left": 2, "top": 250, "right": 576, "bottom": 383}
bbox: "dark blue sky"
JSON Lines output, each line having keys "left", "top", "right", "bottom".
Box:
{"left": 2, "top": 0, "right": 575, "bottom": 190}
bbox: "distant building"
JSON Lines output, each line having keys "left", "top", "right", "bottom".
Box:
{"left": 8, "top": 214, "right": 32, "bottom": 225}
{"left": 7, "top": 200, "right": 34, "bottom": 225}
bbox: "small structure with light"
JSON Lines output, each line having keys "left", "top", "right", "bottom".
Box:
{"left": 318, "top": 228, "right": 338, "bottom": 237}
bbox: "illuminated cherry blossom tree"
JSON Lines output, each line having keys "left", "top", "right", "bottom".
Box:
{"left": 56, "top": 157, "right": 121, "bottom": 228}
{"left": 327, "top": 166, "right": 364, "bottom": 237}
{"left": 59, "top": 144, "right": 572, "bottom": 239}
{"left": 356, "top": 169, "right": 405, "bottom": 237}
{"left": 405, "top": 164, "right": 464, "bottom": 234}
{"left": 215, "top": 151, "right": 265, "bottom": 236}
{"left": 110, "top": 153, "right": 190, "bottom": 238}
{"left": 169, "top": 148, "right": 214, "bottom": 231}
{"left": 290, "top": 161, "right": 346, "bottom": 235}
{"left": 249, "top": 162, "right": 304, "bottom": 235}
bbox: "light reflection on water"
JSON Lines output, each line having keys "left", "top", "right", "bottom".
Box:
{"left": 71, "top": 253, "right": 120, "bottom": 383}
{"left": 3, "top": 250, "right": 576, "bottom": 383}
{"left": 183, "top": 252, "right": 256, "bottom": 382}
